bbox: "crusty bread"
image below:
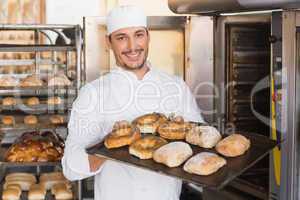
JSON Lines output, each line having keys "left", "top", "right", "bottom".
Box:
{"left": 183, "top": 152, "right": 226, "bottom": 175}
{"left": 51, "top": 182, "right": 72, "bottom": 195}
{"left": 26, "top": 97, "right": 40, "bottom": 106}
{"left": 24, "top": 115, "right": 38, "bottom": 125}
{"left": 40, "top": 172, "right": 69, "bottom": 190}
{"left": 0, "top": 76, "right": 18, "bottom": 87}
{"left": 185, "top": 126, "right": 222, "bottom": 148}
{"left": 48, "top": 74, "right": 72, "bottom": 86}
{"left": 19, "top": 75, "right": 43, "bottom": 87}
{"left": 132, "top": 113, "right": 167, "bottom": 134}
{"left": 153, "top": 142, "right": 193, "bottom": 167}
{"left": 47, "top": 96, "right": 62, "bottom": 105}
{"left": 2, "top": 188, "right": 21, "bottom": 200}
{"left": 216, "top": 134, "right": 251, "bottom": 157}
{"left": 2, "top": 115, "right": 15, "bottom": 125}
{"left": 54, "top": 187, "right": 73, "bottom": 200}
{"left": 50, "top": 115, "right": 64, "bottom": 124}
{"left": 129, "top": 136, "right": 167, "bottom": 159}
{"left": 2, "top": 97, "right": 17, "bottom": 106}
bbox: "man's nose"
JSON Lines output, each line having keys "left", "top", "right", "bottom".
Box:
{"left": 127, "top": 36, "right": 136, "bottom": 50}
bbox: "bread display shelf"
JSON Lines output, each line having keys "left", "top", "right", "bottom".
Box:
{"left": 88, "top": 132, "right": 278, "bottom": 189}
{"left": 0, "top": 44, "right": 76, "bottom": 52}
{"left": 0, "top": 86, "right": 76, "bottom": 96}
{"left": 0, "top": 59, "right": 66, "bottom": 66}
{"left": 0, "top": 115, "right": 68, "bottom": 131}
{"left": 0, "top": 102, "right": 73, "bottom": 113}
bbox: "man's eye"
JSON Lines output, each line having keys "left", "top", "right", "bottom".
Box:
{"left": 136, "top": 33, "right": 144, "bottom": 38}
{"left": 116, "top": 37, "right": 125, "bottom": 41}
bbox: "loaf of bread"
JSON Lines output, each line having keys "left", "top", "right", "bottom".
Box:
{"left": 153, "top": 142, "right": 193, "bottom": 167}
{"left": 2, "top": 97, "right": 17, "bottom": 106}
{"left": 24, "top": 115, "right": 38, "bottom": 125}
{"left": 26, "top": 97, "right": 40, "bottom": 106}
{"left": 186, "top": 126, "right": 222, "bottom": 148}
{"left": 216, "top": 134, "right": 251, "bottom": 157}
{"left": 54, "top": 187, "right": 73, "bottom": 200}
{"left": 51, "top": 182, "right": 72, "bottom": 195}
{"left": 19, "top": 75, "right": 43, "bottom": 87}
{"left": 50, "top": 115, "right": 64, "bottom": 124}
{"left": 2, "top": 115, "right": 15, "bottom": 125}
{"left": 28, "top": 184, "right": 46, "bottom": 200}
{"left": 48, "top": 74, "right": 71, "bottom": 86}
{"left": 5, "top": 172, "right": 36, "bottom": 183}
{"left": 47, "top": 96, "right": 62, "bottom": 105}
{"left": 183, "top": 152, "right": 226, "bottom": 175}
{"left": 132, "top": 113, "right": 167, "bottom": 134}
{"left": 2, "top": 188, "right": 21, "bottom": 200}
{"left": 4, "top": 179, "right": 35, "bottom": 191}
{"left": 0, "top": 76, "right": 18, "bottom": 87}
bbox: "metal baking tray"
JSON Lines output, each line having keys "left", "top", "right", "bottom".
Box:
{"left": 0, "top": 167, "right": 78, "bottom": 200}
{"left": 0, "top": 145, "right": 61, "bottom": 167}
{"left": 88, "top": 132, "right": 278, "bottom": 189}
{"left": 0, "top": 86, "right": 76, "bottom": 96}
{"left": 0, "top": 114, "right": 68, "bottom": 131}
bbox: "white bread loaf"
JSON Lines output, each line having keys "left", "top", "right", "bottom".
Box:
{"left": 183, "top": 152, "right": 226, "bottom": 175}
{"left": 186, "top": 126, "right": 222, "bottom": 148}
{"left": 153, "top": 142, "right": 193, "bottom": 167}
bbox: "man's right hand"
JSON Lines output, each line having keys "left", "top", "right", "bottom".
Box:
{"left": 88, "top": 154, "right": 106, "bottom": 172}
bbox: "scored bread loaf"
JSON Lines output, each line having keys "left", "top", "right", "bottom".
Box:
{"left": 216, "top": 134, "right": 251, "bottom": 157}
{"left": 183, "top": 152, "right": 226, "bottom": 175}
{"left": 153, "top": 142, "right": 193, "bottom": 167}
{"left": 185, "top": 126, "right": 222, "bottom": 148}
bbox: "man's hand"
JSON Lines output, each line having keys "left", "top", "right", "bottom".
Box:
{"left": 88, "top": 154, "right": 106, "bottom": 172}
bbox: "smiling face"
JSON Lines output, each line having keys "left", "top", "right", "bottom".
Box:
{"left": 107, "top": 26, "right": 150, "bottom": 71}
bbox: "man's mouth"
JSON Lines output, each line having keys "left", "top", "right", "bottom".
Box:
{"left": 123, "top": 49, "right": 144, "bottom": 60}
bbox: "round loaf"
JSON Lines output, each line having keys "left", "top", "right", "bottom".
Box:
{"left": 183, "top": 152, "right": 226, "bottom": 175}
{"left": 104, "top": 122, "right": 141, "bottom": 149}
{"left": 50, "top": 115, "right": 64, "bottom": 124}
{"left": 153, "top": 142, "right": 193, "bottom": 167}
{"left": 2, "top": 116, "right": 15, "bottom": 125}
{"left": 19, "top": 75, "right": 43, "bottom": 87}
{"left": 26, "top": 97, "right": 40, "bottom": 106}
{"left": 47, "top": 96, "right": 62, "bottom": 105}
{"left": 2, "top": 97, "right": 17, "bottom": 106}
{"left": 129, "top": 136, "right": 167, "bottom": 159}
{"left": 216, "top": 134, "right": 251, "bottom": 157}
{"left": 158, "top": 120, "right": 192, "bottom": 140}
{"left": 24, "top": 115, "right": 38, "bottom": 125}
{"left": 185, "top": 126, "right": 222, "bottom": 148}
{"left": 132, "top": 113, "right": 167, "bottom": 134}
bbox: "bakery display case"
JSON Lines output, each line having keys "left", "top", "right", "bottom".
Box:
{"left": 0, "top": 24, "right": 84, "bottom": 200}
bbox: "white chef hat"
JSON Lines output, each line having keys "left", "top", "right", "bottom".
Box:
{"left": 106, "top": 5, "right": 147, "bottom": 35}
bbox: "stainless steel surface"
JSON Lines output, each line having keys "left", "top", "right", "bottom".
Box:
{"left": 0, "top": 87, "right": 76, "bottom": 96}
{"left": 0, "top": 45, "right": 75, "bottom": 52}
{"left": 168, "top": 0, "right": 300, "bottom": 15}
{"left": 88, "top": 132, "right": 277, "bottom": 189}
{"left": 280, "top": 10, "right": 299, "bottom": 200}
{"left": 186, "top": 16, "right": 214, "bottom": 123}
{"left": 214, "top": 14, "right": 271, "bottom": 132}
{"left": 147, "top": 16, "right": 186, "bottom": 29}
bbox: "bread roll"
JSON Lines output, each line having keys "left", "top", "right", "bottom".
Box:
{"left": 183, "top": 152, "right": 226, "bottom": 175}
{"left": 132, "top": 113, "right": 167, "bottom": 134}
{"left": 186, "top": 126, "right": 222, "bottom": 148}
{"left": 158, "top": 119, "right": 192, "bottom": 140}
{"left": 24, "top": 115, "right": 38, "bottom": 125}
{"left": 51, "top": 182, "right": 72, "bottom": 195}
{"left": 26, "top": 97, "right": 40, "bottom": 106}
{"left": 216, "top": 134, "right": 251, "bottom": 157}
{"left": 153, "top": 142, "right": 193, "bottom": 167}
{"left": 2, "top": 188, "right": 21, "bottom": 200}
{"left": 129, "top": 136, "right": 167, "bottom": 159}
{"left": 0, "top": 76, "right": 18, "bottom": 87}
{"left": 19, "top": 75, "right": 43, "bottom": 87}
{"left": 4, "top": 184, "right": 21, "bottom": 192}
{"left": 50, "top": 115, "right": 64, "bottom": 124}
{"left": 2, "top": 116, "right": 15, "bottom": 125}
{"left": 2, "top": 97, "right": 17, "bottom": 106}
{"left": 47, "top": 96, "right": 62, "bottom": 105}
{"left": 40, "top": 172, "right": 69, "bottom": 190}
{"left": 48, "top": 74, "right": 72, "bottom": 86}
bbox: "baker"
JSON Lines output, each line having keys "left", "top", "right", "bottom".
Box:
{"left": 62, "top": 5, "right": 204, "bottom": 200}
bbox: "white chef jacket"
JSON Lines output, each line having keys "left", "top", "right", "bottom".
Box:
{"left": 62, "top": 63, "right": 204, "bottom": 200}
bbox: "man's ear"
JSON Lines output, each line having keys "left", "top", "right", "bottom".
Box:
{"left": 105, "top": 35, "right": 112, "bottom": 49}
